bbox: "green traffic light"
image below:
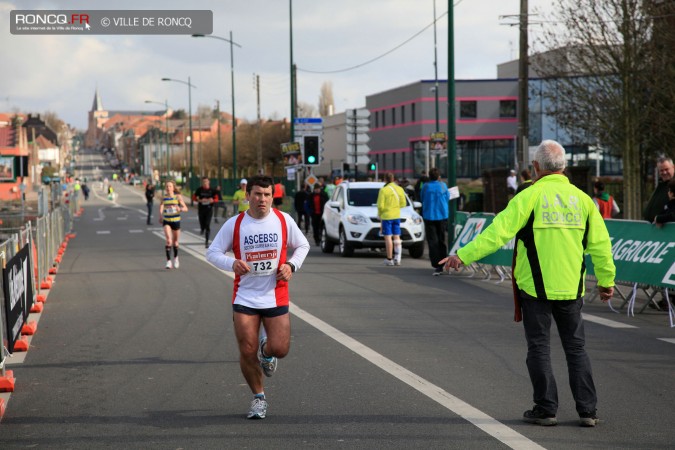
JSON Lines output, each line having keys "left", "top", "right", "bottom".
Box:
{"left": 308, "top": 156, "right": 316, "bottom": 164}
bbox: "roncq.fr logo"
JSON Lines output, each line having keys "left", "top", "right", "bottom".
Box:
{"left": 14, "top": 13, "right": 90, "bottom": 26}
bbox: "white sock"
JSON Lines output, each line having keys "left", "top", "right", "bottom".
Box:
{"left": 393, "top": 241, "right": 402, "bottom": 262}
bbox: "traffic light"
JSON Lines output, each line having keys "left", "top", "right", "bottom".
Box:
{"left": 368, "top": 162, "right": 377, "bottom": 171}
{"left": 303, "top": 135, "right": 320, "bottom": 166}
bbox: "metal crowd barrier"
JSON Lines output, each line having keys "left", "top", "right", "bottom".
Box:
{"left": 1, "top": 205, "right": 72, "bottom": 380}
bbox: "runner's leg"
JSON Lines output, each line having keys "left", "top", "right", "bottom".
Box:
{"left": 261, "top": 313, "right": 291, "bottom": 359}
{"left": 234, "top": 312, "right": 264, "bottom": 394}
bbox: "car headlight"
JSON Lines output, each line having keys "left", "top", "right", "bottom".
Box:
{"left": 346, "top": 214, "right": 368, "bottom": 225}
{"left": 411, "top": 213, "right": 423, "bottom": 225}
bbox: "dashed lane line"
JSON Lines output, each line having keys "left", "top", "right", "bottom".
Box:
{"left": 582, "top": 313, "right": 638, "bottom": 329}
{"left": 657, "top": 338, "right": 675, "bottom": 344}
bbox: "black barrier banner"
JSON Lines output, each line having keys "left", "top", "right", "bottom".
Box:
{"left": 2, "top": 243, "right": 34, "bottom": 353}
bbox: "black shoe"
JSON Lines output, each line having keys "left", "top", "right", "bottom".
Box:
{"left": 523, "top": 405, "right": 557, "bottom": 426}
{"left": 200, "top": 230, "right": 204, "bottom": 235}
{"left": 579, "top": 411, "right": 599, "bottom": 427}
{"left": 214, "top": 219, "right": 219, "bottom": 223}
{"left": 205, "top": 241, "right": 209, "bottom": 248}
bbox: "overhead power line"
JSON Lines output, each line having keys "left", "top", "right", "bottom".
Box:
{"left": 297, "top": 10, "right": 451, "bottom": 75}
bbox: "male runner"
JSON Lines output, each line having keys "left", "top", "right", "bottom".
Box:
{"left": 192, "top": 177, "right": 219, "bottom": 247}
{"left": 206, "top": 175, "right": 310, "bottom": 419}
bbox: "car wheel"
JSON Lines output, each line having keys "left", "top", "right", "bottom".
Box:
{"left": 339, "top": 227, "right": 354, "bottom": 257}
{"left": 320, "top": 225, "right": 335, "bottom": 253}
{"left": 408, "top": 242, "right": 424, "bottom": 259}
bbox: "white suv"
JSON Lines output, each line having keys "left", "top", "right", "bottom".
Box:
{"left": 320, "top": 181, "right": 425, "bottom": 258}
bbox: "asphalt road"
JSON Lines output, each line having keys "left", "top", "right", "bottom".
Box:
{"left": 1, "top": 148, "right": 673, "bottom": 449}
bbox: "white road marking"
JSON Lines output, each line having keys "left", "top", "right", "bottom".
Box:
{"left": 582, "top": 313, "right": 637, "bottom": 329}
{"left": 657, "top": 338, "right": 675, "bottom": 344}
{"left": 151, "top": 230, "right": 545, "bottom": 450}
{"left": 116, "top": 217, "right": 128, "bottom": 221}
{"left": 129, "top": 230, "right": 144, "bottom": 233}
{"left": 96, "top": 230, "right": 111, "bottom": 235}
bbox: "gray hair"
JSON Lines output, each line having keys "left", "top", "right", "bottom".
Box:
{"left": 656, "top": 156, "right": 673, "bottom": 165}
{"left": 534, "top": 140, "right": 566, "bottom": 172}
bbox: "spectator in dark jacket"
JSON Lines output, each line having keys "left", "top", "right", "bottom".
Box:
{"left": 654, "top": 179, "right": 675, "bottom": 227}
{"left": 644, "top": 156, "right": 674, "bottom": 222}
{"left": 308, "top": 184, "right": 329, "bottom": 245}
{"left": 516, "top": 169, "right": 533, "bottom": 194}
{"left": 294, "top": 185, "right": 310, "bottom": 233}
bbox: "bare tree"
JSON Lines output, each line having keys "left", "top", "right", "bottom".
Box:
{"left": 296, "top": 101, "right": 318, "bottom": 118}
{"left": 318, "top": 81, "right": 334, "bottom": 117}
{"left": 533, "top": 0, "right": 675, "bottom": 219}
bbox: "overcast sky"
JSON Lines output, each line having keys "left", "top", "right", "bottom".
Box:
{"left": 1, "top": 0, "right": 553, "bottom": 131}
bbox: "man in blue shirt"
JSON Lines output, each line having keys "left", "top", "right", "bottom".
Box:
{"left": 421, "top": 168, "right": 450, "bottom": 275}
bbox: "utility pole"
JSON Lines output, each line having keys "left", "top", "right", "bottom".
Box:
{"left": 433, "top": 0, "right": 440, "bottom": 132}
{"left": 256, "top": 74, "right": 263, "bottom": 174}
{"left": 216, "top": 100, "right": 221, "bottom": 188}
{"left": 517, "top": 0, "right": 529, "bottom": 170}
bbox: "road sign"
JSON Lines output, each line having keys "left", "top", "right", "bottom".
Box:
{"left": 305, "top": 174, "right": 318, "bottom": 186}
{"left": 345, "top": 108, "right": 370, "bottom": 119}
{"left": 347, "top": 143, "right": 370, "bottom": 154}
{"left": 294, "top": 117, "right": 323, "bottom": 124}
{"left": 352, "top": 155, "right": 370, "bottom": 165}
{"left": 347, "top": 135, "right": 370, "bottom": 145}
{"left": 346, "top": 124, "right": 369, "bottom": 134}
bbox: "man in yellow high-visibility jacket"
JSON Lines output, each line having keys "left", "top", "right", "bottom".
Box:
{"left": 442, "top": 140, "right": 615, "bottom": 428}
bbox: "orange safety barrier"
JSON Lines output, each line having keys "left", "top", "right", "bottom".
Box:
{"left": 48, "top": 267, "right": 57, "bottom": 275}
{"left": 40, "top": 279, "right": 52, "bottom": 290}
{"left": 37, "top": 294, "right": 46, "bottom": 303}
{"left": 0, "top": 370, "right": 15, "bottom": 392}
{"left": 21, "top": 321, "right": 38, "bottom": 336}
{"left": 30, "top": 302, "right": 43, "bottom": 313}
{"left": 0, "top": 397, "right": 6, "bottom": 421}
{"left": 54, "top": 255, "right": 62, "bottom": 264}
{"left": 13, "top": 337, "right": 29, "bottom": 352}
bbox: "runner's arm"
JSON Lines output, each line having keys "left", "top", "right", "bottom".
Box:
{"left": 206, "top": 220, "right": 237, "bottom": 271}
{"left": 285, "top": 215, "right": 310, "bottom": 270}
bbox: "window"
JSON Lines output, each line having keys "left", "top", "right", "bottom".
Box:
{"left": 411, "top": 103, "right": 416, "bottom": 122}
{"left": 381, "top": 109, "right": 386, "bottom": 127}
{"left": 374, "top": 110, "right": 379, "bottom": 128}
{"left": 499, "top": 100, "right": 517, "bottom": 118}
{"left": 459, "top": 101, "right": 477, "bottom": 119}
{"left": 401, "top": 105, "right": 405, "bottom": 124}
{"left": 391, "top": 107, "right": 396, "bottom": 126}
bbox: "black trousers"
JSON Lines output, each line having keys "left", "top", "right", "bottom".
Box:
{"left": 424, "top": 219, "right": 447, "bottom": 269}
{"left": 311, "top": 214, "right": 322, "bottom": 244}
{"left": 520, "top": 296, "right": 597, "bottom": 415}
{"left": 198, "top": 207, "right": 214, "bottom": 238}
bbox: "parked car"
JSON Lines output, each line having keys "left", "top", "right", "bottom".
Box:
{"left": 320, "top": 181, "right": 425, "bottom": 258}
{"left": 128, "top": 176, "right": 142, "bottom": 186}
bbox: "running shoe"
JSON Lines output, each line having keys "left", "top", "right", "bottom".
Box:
{"left": 394, "top": 259, "right": 401, "bottom": 266}
{"left": 247, "top": 396, "right": 268, "bottom": 419}
{"left": 165, "top": 260, "right": 172, "bottom": 270}
{"left": 257, "top": 336, "right": 277, "bottom": 377}
{"left": 433, "top": 267, "right": 445, "bottom": 276}
{"left": 383, "top": 259, "right": 395, "bottom": 266}
{"left": 173, "top": 257, "right": 180, "bottom": 269}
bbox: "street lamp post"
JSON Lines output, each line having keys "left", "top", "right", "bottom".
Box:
{"left": 192, "top": 32, "right": 241, "bottom": 181}
{"left": 145, "top": 99, "right": 170, "bottom": 182}
{"left": 162, "top": 77, "right": 195, "bottom": 192}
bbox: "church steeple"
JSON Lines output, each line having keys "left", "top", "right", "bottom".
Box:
{"left": 92, "top": 88, "right": 104, "bottom": 111}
